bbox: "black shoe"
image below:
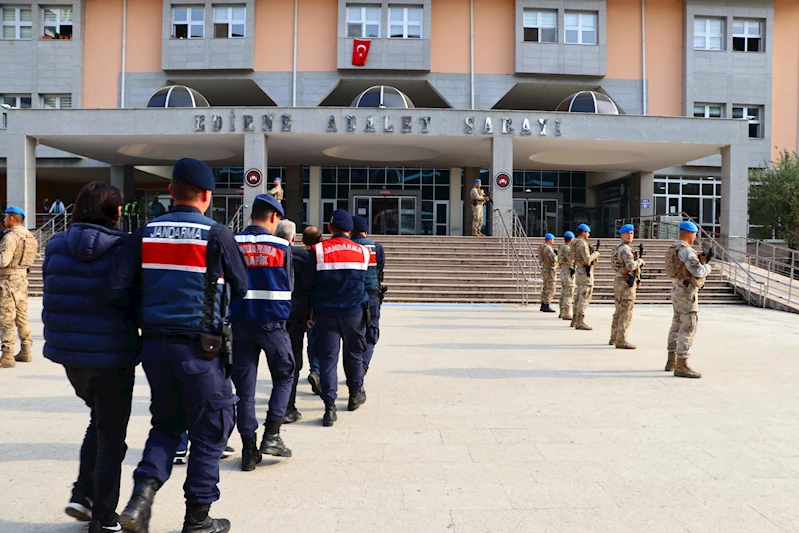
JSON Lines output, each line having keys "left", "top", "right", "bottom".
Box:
{"left": 65, "top": 494, "right": 93, "bottom": 522}
{"left": 323, "top": 403, "right": 337, "bottom": 427}
{"left": 120, "top": 478, "right": 160, "bottom": 533}
{"left": 260, "top": 432, "right": 292, "bottom": 457}
{"left": 307, "top": 371, "right": 322, "bottom": 396}
{"left": 241, "top": 434, "right": 262, "bottom": 472}
{"left": 539, "top": 303, "right": 545, "bottom": 312}
{"left": 282, "top": 409, "right": 302, "bottom": 424}
{"left": 220, "top": 445, "right": 234, "bottom": 459}
{"left": 182, "top": 504, "right": 230, "bottom": 533}
{"left": 541, "top": 304, "right": 556, "bottom": 313}
{"left": 89, "top": 518, "right": 123, "bottom": 533}
{"left": 348, "top": 387, "right": 366, "bottom": 411}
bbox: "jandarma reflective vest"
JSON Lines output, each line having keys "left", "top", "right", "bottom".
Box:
{"left": 310, "top": 236, "right": 369, "bottom": 317}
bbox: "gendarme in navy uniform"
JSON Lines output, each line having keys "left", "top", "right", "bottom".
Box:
{"left": 230, "top": 194, "right": 294, "bottom": 472}
{"left": 350, "top": 216, "right": 385, "bottom": 376}
{"left": 301, "top": 209, "right": 369, "bottom": 427}
{"left": 112, "top": 158, "right": 247, "bottom": 533}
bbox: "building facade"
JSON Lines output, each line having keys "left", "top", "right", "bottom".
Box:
{"left": 1, "top": 0, "right": 796, "bottom": 238}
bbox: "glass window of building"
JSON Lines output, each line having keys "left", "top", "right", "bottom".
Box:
{"left": 694, "top": 17, "right": 724, "bottom": 50}
{"left": 693, "top": 104, "right": 723, "bottom": 118}
{"left": 564, "top": 12, "right": 596, "bottom": 45}
{"left": 1, "top": 95, "right": 32, "bottom": 108}
{"left": 213, "top": 5, "right": 245, "bottom": 38}
{"left": 347, "top": 5, "right": 380, "bottom": 38}
{"left": 42, "top": 6, "right": 72, "bottom": 39}
{"left": 523, "top": 10, "right": 557, "bottom": 43}
{"left": 389, "top": 6, "right": 422, "bottom": 39}
{"left": 172, "top": 6, "right": 205, "bottom": 39}
{"left": 732, "top": 19, "right": 763, "bottom": 52}
{"left": 42, "top": 95, "right": 71, "bottom": 109}
{"left": 654, "top": 175, "right": 721, "bottom": 233}
{"left": 733, "top": 106, "right": 763, "bottom": 138}
{"left": 2, "top": 6, "right": 32, "bottom": 39}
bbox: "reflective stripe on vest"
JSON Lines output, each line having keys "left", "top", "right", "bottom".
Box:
{"left": 231, "top": 231, "right": 292, "bottom": 323}
{"left": 314, "top": 240, "right": 370, "bottom": 271}
{"left": 142, "top": 222, "right": 211, "bottom": 273}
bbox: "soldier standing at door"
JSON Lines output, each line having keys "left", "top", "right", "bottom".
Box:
{"left": 268, "top": 177, "right": 284, "bottom": 203}
{"left": 538, "top": 233, "right": 557, "bottom": 313}
{"left": 558, "top": 231, "right": 576, "bottom": 321}
{"left": 571, "top": 224, "right": 600, "bottom": 331}
{"left": 470, "top": 179, "right": 489, "bottom": 236}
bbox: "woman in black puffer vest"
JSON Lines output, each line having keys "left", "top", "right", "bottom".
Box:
{"left": 43, "top": 181, "right": 139, "bottom": 532}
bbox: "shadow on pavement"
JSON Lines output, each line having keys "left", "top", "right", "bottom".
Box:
{"left": 0, "top": 521, "right": 86, "bottom": 532}
{"left": 390, "top": 368, "right": 668, "bottom": 379}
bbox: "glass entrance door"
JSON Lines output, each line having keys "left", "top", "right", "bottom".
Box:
{"left": 513, "top": 199, "right": 558, "bottom": 237}
{"left": 211, "top": 195, "right": 242, "bottom": 225}
{"left": 354, "top": 196, "right": 417, "bottom": 235}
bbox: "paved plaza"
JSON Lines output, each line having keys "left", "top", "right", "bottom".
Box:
{"left": 2, "top": 299, "right": 799, "bottom": 532}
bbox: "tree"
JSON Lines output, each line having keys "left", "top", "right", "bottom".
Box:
{"left": 749, "top": 150, "right": 799, "bottom": 250}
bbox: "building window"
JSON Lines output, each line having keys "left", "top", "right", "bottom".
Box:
{"left": 388, "top": 6, "right": 422, "bottom": 39}
{"left": 733, "top": 106, "right": 763, "bottom": 138}
{"left": 564, "top": 12, "right": 596, "bottom": 45}
{"left": 693, "top": 104, "right": 723, "bottom": 118}
{"left": 213, "top": 5, "right": 245, "bottom": 38}
{"left": 43, "top": 95, "right": 72, "bottom": 109}
{"left": 1, "top": 95, "right": 32, "bottom": 108}
{"left": 732, "top": 19, "right": 762, "bottom": 52}
{"left": 2, "top": 7, "right": 32, "bottom": 39}
{"left": 654, "top": 175, "right": 721, "bottom": 235}
{"left": 172, "top": 6, "right": 204, "bottom": 39}
{"left": 42, "top": 6, "right": 73, "bottom": 39}
{"left": 523, "top": 10, "right": 557, "bottom": 43}
{"left": 694, "top": 17, "right": 724, "bottom": 50}
{"left": 346, "top": 5, "right": 380, "bottom": 38}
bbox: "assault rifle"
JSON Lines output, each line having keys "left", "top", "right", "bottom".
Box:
{"left": 627, "top": 242, "right": 644, "bottom": 288}
{"left": 584, "top": 239, "right": 601, "bottom": 276}
{"left": 700, "top": 245, "right": 716, "bottom": 265}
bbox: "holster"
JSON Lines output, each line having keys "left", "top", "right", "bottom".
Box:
{"left": 626, "top": 273, "right": 636, "bottom": 288}
{"left": 569, "top": 268, "right": 575, "bottom": 277}
{"left": 363, "top": 301, "right": 371, "bottom": 325}
{"left": 584, "top": 265, "right": 591, "bottom": 276}
{"left": 472, "top": 200, "right": 478, "bottom": 207}
{"left": 197, "top": 333, "right": 222, "bottom": 361}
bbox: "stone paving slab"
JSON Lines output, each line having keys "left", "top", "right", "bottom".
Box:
{"left": 2, "top": 300, "right": 799, "bottom": 532}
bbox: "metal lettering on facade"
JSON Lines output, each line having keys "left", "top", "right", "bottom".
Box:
{"left": 262, "top": 114, "right": 273, "bottom": 132}
{"left": 327, "top": 115, "right": 338, "bottom": 132}
{"left": 419, "top": 116, "right": 430, "bottom": 133}
{"left": 365, "top": 116, "right": 376, "bottom": 133}
{"left": 211, "top": 115, "right": 223, "bottom": 132}
{"left": 281, "top": 114, "right": 292, "bottom": 132}
{"left": 242, "top": 115, "right": 254, "bottom": 132}
{"left": 401, "top": 116, "right": 412, "bottom": 133}
{"left": 383, "top": 116, "right": 394, "bottom": 133}
{"left": 194, "top": 115, "right": 205, "bottom": 132}
{"left": 229, "top": 110, "right": 236, "bottom": 132}
{"left": 346, "top": 115, "right": 357, "bottom": 132}
{"left": 501, "top": 118, "right": 513, "bottom": 134}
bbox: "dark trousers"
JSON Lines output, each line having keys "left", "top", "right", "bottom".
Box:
{"left": 363, "top": 293, "right": 381, "bottom": 372}
{"left": 122, "top": 215, "right": 130, "bottom": 233}
{"left": 231, "top": 322, "right": 295, "bottom": 437}
{"left": 134, "top": 339, "right": 237, "bottom": 505}
{"left": 65, "top": 366, "right": 135, "bottom": 524}
{"left": 130, "top": 214, "right": 139, "bottom": 231}
{"left": 315, "top": 313, "right": 367, "bottom": 404}
{"left": 287, "top": 318, "right": 307, "bottom": 411}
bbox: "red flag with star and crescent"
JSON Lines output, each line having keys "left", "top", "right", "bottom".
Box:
{"left": 352, "top": 39, "right": 371, "bottom": 66}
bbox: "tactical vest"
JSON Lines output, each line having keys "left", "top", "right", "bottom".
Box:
{"left": 557, "top": 243, "right": 573, "bottom": 268}
{"left": 352, "top": 234, "right": 379, "bottom": 292}
{"left": 666, "top": 242, "right": 705, "bottom": 289}
{"left": 140, "top": 211, "right": 222, "bottom": 332}
{"left": 0, "top": 227, "right": 38, "bottom": 274}
{"left": 571, "top": 239, "right": 590, "bottom": 267}
{"left": 538, "top": 244, "right": 556, "bottom": 270}
{"left": 611, "top": 242, "right": 626, "bottom": 275}
{"left": 310, "top": 236, "right": 370, "bottom": 317}
{"left": 230, "top": 230, "right": 292, "bottom": 324}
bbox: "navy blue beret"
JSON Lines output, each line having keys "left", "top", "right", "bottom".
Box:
{"left": 173, "top": 158, "right": 216, "bottom": 191}
{"left": 352, "top": 216, "right": 369, "bottom": 233}
{"left": 254, "top": 194, "right": 284, "bottom": 217}
{"left": 330, "top": 209, "right": 354, "bottom": 232}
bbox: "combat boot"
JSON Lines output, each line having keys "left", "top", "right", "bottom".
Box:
{"left": 323, "top": 403, "right": 337, "bottom": 427}
{"left": 348, "top": 387, "right": 367, "bottom": 411}
{"left": 0, "top": 352, "right": 16, "bottom": 368}
{"left": 181, "top": 504, "right": 230, "bottom": 533}
{"left": 15, "top": 345, "right": 32, "bottom": 363}
{"left": 674, "top": 358, "right": 701, "bottom": 379}
{"left": 541, "top": 304, "right": 556, "bottom": 313}
{"left": 240, "top": 434, "right": 261, "bottom": 471}
{"left": 260, "top": 432, "right": 292, "bottom": 457}
{"left": 120, "top": 477, "right": 161, "bottom": 533}
{"left": 615, "top": 341, "right": 636, "bottom": 350}
{"left": 575, "top": 315, "right": 593, "bottom": 331}
{"left": 558, "top": 310, "right": 562, "bottom": 318}
{"left": 562, "top": 313, "right": 572, "bottom": 321}
{"left": 608, "top": 337, "right": 616, "bottom": 346}
{"left": 664, "top": 352, "right": 677, "bottom": 372}
{"left": 570, "top": 316, "right": 576, "bottom": 327}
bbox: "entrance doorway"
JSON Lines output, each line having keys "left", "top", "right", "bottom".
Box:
{"left": 513, "top": 199, "right": 558, "bottom": 237}
{"left": 211, "top": 195, "right": 242, "bottom": 225}
{"left": 354, "top": 195, "right": 417, "bottom": 235}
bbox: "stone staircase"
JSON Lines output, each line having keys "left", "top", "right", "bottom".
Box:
{"left": 28, "top": 256, "right": 44, "bottom": 296}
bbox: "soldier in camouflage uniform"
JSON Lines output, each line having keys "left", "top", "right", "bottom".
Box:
{"left": 268, "top": 177, "right": 284, "bottom": 202}
{"left": 610, "top": 224, "right": 645, "bottom": 349}
{"left": 538, "top": 233, "right": 557, "bottom": 313}
{"left": 558, "top": 231, "right": 576, "bottom": 320}
{"left": 0, "top": 206, "right": 38, "bottom": 368}
{"left": 665, "top": 221, "right": 712, "bottom": 378}
{"left": 570, "top": 224, "right": 600, "bottom": 330}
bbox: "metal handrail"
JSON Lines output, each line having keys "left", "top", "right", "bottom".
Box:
{"left": 508, "top": 210, "right": 543, "bottom": 297}
{"left": 493, "top": 208, "right": 529, "bottom": 305}
{"left": 228, "top": 204, "right": 247, "bottom": 233}
{"left": 33, "top": 203, "right": 73, "bottom": 252}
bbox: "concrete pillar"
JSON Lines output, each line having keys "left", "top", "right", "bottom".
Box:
{"left": 284, "top": 165, "right": 302, "bottom": 224}
{"left": 7, "top": 135, "right": 36, "bottom": 229}
{"left": 639, "top": 172, "right": 655, "bottom": 218}
{"left": 449, "top": 168, "right": 462, "bottom": 236}
{"left": 308, "top": 166, "right": 322, "bottom": 228}
{"left": 463, "top": 167, "right": 480, "bottom": 236}
{"left": 721, "top": 142, "right": 749, "bottom": 242}
{"left": 110, "top": 165, "right": 136, "bottom": 203}
{"left": 243, "top": 134, "right": 268, "bottom": 223}
{"left": 490, "top": 136, "right": 514, "bottom": 235}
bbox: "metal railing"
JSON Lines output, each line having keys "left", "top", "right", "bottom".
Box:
{"left": 509, "top": 210, "right": 543, "bottom": 298}
{"left": 493, "top": 208, "right": 531, "bottom": 305}
{"left": 33, "top": 204, "right": 73, "bottom": 252}
{"left": 228, "top": 204, "right": 247, "bottom": 233}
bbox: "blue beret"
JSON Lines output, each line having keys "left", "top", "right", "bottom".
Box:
{"left": 173, "top": 158, "right": 215, "bottom": 191}
{"left": 619, "top": 224, "right": 635, "bottom": 234}
{"left": 274, "top": 177, "right": 281, "bottom": 182}
{"left": 680, "top": 221, "right": 699, "bottom": 233}
{"left": 352, "top": 215, "right": 369, "bottom": 233}
{"left": 474, "top": 179, "right": 481, "bottom": 183}
{"left": 4, "top": 206, "right": 25, "bottom": 217}
{"left": 564, "top": 231, "right": 575, "bottom": 239}
{"left": 544, "top": 233, "right": 555, "bottom": 241}
{"left": 577, "top": 223, "right": 591, "bottom": 233}
{"left": 329, "top": 209, "right": 354, "bottom": 232}
{"left": 253, "top": 194, "right": 284, "bottom": 217}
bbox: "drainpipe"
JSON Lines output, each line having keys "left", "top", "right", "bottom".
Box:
{"left": 120, "top": 0, "right": 127, "bottom": 108}
{"left": 470, "top": 0, "right": 475, "bottom": 110}
{"left": 641, "top": 0, "right": 647, "bottom": 115}
{"left": 292, "top": 0, "right": 298, "bottom": 107}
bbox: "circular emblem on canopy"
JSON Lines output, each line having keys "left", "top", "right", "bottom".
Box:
{"left": 245, "top": 168, "right": 263, "bottom": 187}
{"left": 495, "top": 172, "right": 511, "bottom": 190}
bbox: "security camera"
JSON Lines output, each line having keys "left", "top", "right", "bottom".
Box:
{"left": 0, "top": 104, "right": 12, "bottom": 110}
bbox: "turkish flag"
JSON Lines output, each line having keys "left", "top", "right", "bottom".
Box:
{"left": 352, "top": 39, "right": 371, "bottom": 66}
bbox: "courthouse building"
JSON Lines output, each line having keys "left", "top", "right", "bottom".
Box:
{"left": 0, "top": 0, "right": 796, "bottom": 239}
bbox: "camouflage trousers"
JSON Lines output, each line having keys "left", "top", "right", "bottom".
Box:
{"left": 541, "top": 269, "right": 556, "bottom": 305}
{"left": 572, "top": 273, "right": 594, "bottom": 316}
{"left": 471, "top": 205, "right": 484, "bottom": 236}
{"left": 611, "top": 279, "right": 636, "bottom": 343}
{"left": 0, "top": 275, "right": 31, "bottom": 355}
{"left": 559, "top": 269, "right": 575, "bottom": 314}
{"left": 667, "top": 285, "right": 700, "bottom": 358}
